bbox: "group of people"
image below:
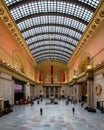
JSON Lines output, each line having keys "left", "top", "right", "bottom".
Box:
{"left": 30, "top": 98, "right": 43, "bottom": 106}
{"left": 31, "top": 98, "right": 85, "bottom": 116}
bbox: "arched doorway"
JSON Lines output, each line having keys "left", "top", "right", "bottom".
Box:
{"left": 78, "top": 53, "right": 92, "bottom": 103}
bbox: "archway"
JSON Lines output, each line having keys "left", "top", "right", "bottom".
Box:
{"left": 78, "top": 53, "right": 92, "bottom": 103}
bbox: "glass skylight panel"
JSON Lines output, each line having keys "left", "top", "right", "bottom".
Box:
{"left": 31, "top": 48, "right": 40, "bottom": 53}
{"left": 37, "top": 60, "right": 67, "bottom": 64}
{"left": 29, "top": 45, "right": 34, "bottom": 50}
{"left": 74, "top": 32, "right": 82, "bottom": 40}
{"left": 34, "top": 51, "right": 70, "bottom": 58}
{"left": 4, "top": 0, "right": 101, "bottom": 64}
{"left": 35, "top": 54, "right": 69, "bottom": 61}
{"left": 78, "top": 0, "right": 101, "bottom": 8}
{"left": 31, "top": 46, "right": 71, "bottom": 55}
{"left": 36, "top": 57, "right": 67, "bottom": 64}
{"left": 17, "top": 15, "right": 86, "bottom": 33}
{"left": 45, "top": 51, "right": 68, "bottom": 58}
{"left": 22, "top": 26, "right": 81, "bottom": 40}
{"left": 4, "top": 0, "right": 22, "bottom": 6}
{"left": 22, "top": 32, "right": 30, "bottom": 39}
{"left": 36, "top": 56, "right": 68, "bottom": 63}
{"left": 29, "top": 40, "right": 74, "bottom": 52}
{"left": 9, "top": 1, "right": 94, "bottom": 23}
{"left": 39, "top": 57, "right": 67, "bottom": 62}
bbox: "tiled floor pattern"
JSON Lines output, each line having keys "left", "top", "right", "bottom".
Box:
{"left": 0, "top": 100, "right": 104, "bottom": 130}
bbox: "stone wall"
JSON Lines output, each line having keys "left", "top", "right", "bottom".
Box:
{"left": 34, "top": 85, "right": 43, "bottom": 97}
{"left": 0, "top": 72, "right": 14, "bottom": 109}
{"left": 93, "top": 74, "right": 104, "bottom": 108}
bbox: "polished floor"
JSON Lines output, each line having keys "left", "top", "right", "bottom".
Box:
{"left": 0, "top": 99, "right": 104, "bottom": 130}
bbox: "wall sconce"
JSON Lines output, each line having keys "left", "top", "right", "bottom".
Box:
{"left": 73, "top": 70, "right": 77, "bottom": 79}
{"left": 73, "top": 75, "right": 77, "bottom": 79}
{"left": 86, "top": 65, "right": 92, "bottom": 70}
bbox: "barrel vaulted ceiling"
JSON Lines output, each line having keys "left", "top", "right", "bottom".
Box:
{"left": 4, "top": 0, "right": 101, "bottom": 65}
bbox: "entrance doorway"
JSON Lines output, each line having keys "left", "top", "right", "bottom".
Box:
{"left": 43, "top": 86, "right": 61, "bottom": 98}
{"left": 13, "top": 79, "right": 26, "bottom": 104}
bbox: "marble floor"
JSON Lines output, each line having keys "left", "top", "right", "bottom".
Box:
{"left": 0, "top": 99, "right": 104, "bottom": 130}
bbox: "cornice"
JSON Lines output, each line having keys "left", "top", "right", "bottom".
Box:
{"left": 42, "top": 83, "right": 62, "bottom": 87}
{"left": 0, "top": 1, "right": 37, "bottom": 68}
{"left": 67, "top": 0, "right": 104, "bottom": 69}
{"left": 38, "top": 61, "right": 66, "bottom": 69}
{"left": 68, "top": 80, "right": 74, "bottom": 87}
{"left": 0, "top": 59, "right": 36, "bottom": 85}
{"left": 93, "top": 62, "right": 104, "bottom": 76}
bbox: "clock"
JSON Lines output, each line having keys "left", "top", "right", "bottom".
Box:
{"left": 95, "top": 84, "right": 102, "bottom": 96}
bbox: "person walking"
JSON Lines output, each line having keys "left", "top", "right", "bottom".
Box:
{"left": 40, "top": 107, "right": 43, "bottom": 116}
{"left": 81, "top": 102, "right": 84, "bottom": 107}
{"left": 72, "top": 107, "right": 75, "bottom": 115}
{"left": 41, "top": 98, "right": 43, "bottom": 103}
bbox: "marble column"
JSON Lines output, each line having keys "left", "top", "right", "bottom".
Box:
{"left": 11, "top": 80, "right": 15, "bottom": 105}
{"left": 77, "top": 84, "right": 82, "bottom": 102}
{"left": 43, "top": 87, "right": 46, "bottom": 98}
{"left": 69, "top": 86, "right": 73, "bottom": 100}
{"left": 87, "top": 80, "right": 93, "bottom": 107}
{"left": 53, "top": 87, "right": 56, "bottom": 97}
{"left": 49, "top": 87, "right": 50, "bottom": 97}
{"left": 76, "top": 84, "right": 79, "bottom": 102}
{"left": 73, "top": 84, "right": 77, "bottom": 101}
{"left": 25, "top": 83, "right": 30, "bottom": 100}
{"left": 0, "top": 99, "right": 3, "bottom": 112}
{"left": 58, "top": 87, "right": 60, "bottom": 98}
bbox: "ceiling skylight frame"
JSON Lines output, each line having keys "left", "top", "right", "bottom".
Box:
{"left": 4, "top": 0, "right": 101, "bottom": 64}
